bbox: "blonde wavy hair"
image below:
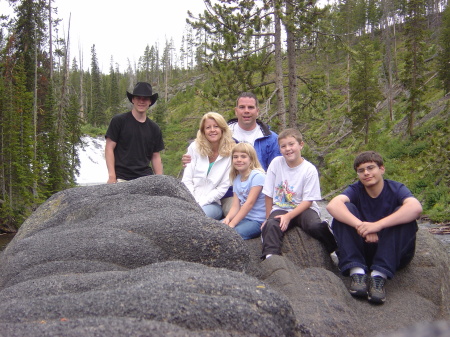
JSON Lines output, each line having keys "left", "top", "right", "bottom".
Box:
{"left": 196, "top": 112, "right": 235, "bottom": 157}
{"left": 229, "top": 142, "right": 264, "bottom": 182}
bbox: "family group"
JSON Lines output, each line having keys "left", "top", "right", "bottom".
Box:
{"left": 104, "top": 82, "right": 422, "bottom": 305}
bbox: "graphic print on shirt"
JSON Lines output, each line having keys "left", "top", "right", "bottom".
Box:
{"left": 239, "top": 185, "right": 250, "bottom": 206}
{"left": 274, "top": 180, "right": 296, "bottom": 209}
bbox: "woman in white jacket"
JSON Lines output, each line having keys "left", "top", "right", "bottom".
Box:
{"left": 182, "top": 112, "right": 235, "bottom": 219}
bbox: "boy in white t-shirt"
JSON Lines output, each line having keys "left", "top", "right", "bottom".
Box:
{"left": 261, "top": 128, "right": 337, "bottom": 259}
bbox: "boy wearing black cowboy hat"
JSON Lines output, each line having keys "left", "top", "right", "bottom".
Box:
{"left": 105, "top": 82, "right": 164, "bottom": 183}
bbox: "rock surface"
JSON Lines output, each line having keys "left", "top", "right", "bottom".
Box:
{"left": 0, "top": 175, "right": 449, "bottom": 336}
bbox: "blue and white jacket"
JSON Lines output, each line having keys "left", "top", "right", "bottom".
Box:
{"left": 227, "top": 118, "right": 281, "bottom": 171}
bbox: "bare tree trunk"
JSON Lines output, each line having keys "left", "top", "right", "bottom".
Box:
{"left": 286, "top": 31, "right": 297, "bottom": 128}
{"left": 48, "top": 0, "right": 53, "bottom": 79}
{"left": 365, "top": 118, "right": 369, "bottom": 144}
{"left": 165, "top": 56, "right": 169, "bottom": 102}
{"left": 392, "top": 14, "right": 398, "bottom": 79}
{"left": 285, "top": 2, "right": 297, "bottom": 128}
{"left": 382, "top": 0, "right": 394, "bottom": 120}
{"left": 326, "top": 54, "right": 331, "bottom": 115}
{"left": 273, "top": 1, "right": 286, "bottom": 128}
{"left": 346, "top": 9, "right": 351, "bottom": 115}
{"left": 346, "top": 52, "right": 351, "bottom": 115}
{"left": 33, "top": 23, "right": 38, "bottom": 197}
{"left": 79, "top": 48, "right": 85, "bottom": 121}
{"left": 1, "top": 129, "right": 5, "bottom": 206}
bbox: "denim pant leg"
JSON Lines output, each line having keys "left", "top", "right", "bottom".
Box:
{"left": 292, "top": 208, "right": 337, "bottom": 253}
{"left": 331, "top": 203, "right": 369, "bottom": 276}
{"left": 371, "top": 220, "right": 418, "bottom": 279}
{"left": 234, "top": 218, "right": 262, "bottom": 240}
{"left": 261, "top": 210, "right": 287, "bottom": 257}
{"left": 202, "top": 203, "right": 223, "bottom": 220}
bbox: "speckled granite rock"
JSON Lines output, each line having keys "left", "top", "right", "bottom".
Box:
{"left": 0, "top": 175, "right": 449, "bottom": 336}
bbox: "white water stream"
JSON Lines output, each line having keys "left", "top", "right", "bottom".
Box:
{"left": 76, "top": 136, "right": 108, "bottom": 186}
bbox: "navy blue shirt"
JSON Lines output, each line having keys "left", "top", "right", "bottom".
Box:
{"left": 342, "top": 179, "right": 414, "bottom": 222}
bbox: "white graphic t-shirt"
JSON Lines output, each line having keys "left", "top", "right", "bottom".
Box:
{"left": 262, "top": 156, "right": 321, "bottom": 215}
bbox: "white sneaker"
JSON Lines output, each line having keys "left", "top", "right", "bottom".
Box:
{"left": 330, "top": 251, "right": 339, "bottom": 266}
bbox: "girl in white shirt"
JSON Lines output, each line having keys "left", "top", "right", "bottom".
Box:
{"left": 182, "top": 112, "right": 235, "bottom": 219}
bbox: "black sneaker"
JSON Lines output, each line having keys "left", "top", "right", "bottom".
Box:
{"left": 368, "top": 276, "right": 386, "bottom": 304}
{"left": 349, "top": 274, "right": 368, "bottom": 297}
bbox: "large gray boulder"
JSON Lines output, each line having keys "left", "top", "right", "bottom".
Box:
{"left": 0, "top": 175, "right": 249, "bottom": 288}
{"left": 0, "top": 261, "right": 297, "bottom": 337}
{"left": 0, "top": 175, "right": 449, "bottom": 336}
{"left": 243, "top": 220, "right": 450, "bottom": 336}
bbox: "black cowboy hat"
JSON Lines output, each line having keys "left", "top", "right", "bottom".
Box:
{"left": 126, "top": 82, "right": 158, "bottom": 107}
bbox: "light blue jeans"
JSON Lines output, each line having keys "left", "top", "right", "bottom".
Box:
{"left": 234, "top": 218, "right": 262, "bottom": 240}
{"left": 202, "top": 203, "right": 223, "bottom": 220}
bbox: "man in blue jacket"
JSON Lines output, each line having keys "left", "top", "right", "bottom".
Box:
{"left": 227, "top": 92, "right": 280, "bottom": 171}
{"left": 182, "top": 92, "right": 280, "bottom": 171}
{"left": 182, "top": 92, "right": 280, "bottom": 216}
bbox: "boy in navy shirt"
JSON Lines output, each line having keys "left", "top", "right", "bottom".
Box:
{"left": 327, "top": 151, "right": 422, "bottom": 304}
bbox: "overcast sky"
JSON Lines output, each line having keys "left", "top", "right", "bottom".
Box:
{"left": 57, "top": 0, "right": 207, "bottom": 72}
{"left": 1, "top": 0, "right": 207, "bottom": 72}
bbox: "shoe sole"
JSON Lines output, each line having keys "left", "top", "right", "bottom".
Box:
{"left": 350, "top": 289, "right": 367, "bottom": 298}
{"left": 368, "top": 295, "right": 385, "bottom": 304}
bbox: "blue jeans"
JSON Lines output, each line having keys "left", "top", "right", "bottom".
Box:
{"left": 331, "top": 203, "right": 418, "bottom": 279}
{"left": 234, "top": 218, "right": 262, "bottom": 240}
{"left": 202, "top": 203, "right": 223, "bottom": 220}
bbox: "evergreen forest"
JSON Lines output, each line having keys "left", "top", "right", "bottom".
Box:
{"left": 0, "top": 0, "right": 449, "bottom": 232}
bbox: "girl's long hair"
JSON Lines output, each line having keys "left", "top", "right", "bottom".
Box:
{"left": 196, "top": 112, "right": 235, "bottom": 157}
{"left": 229, "top": 142, "right": 264, "bottom": 182}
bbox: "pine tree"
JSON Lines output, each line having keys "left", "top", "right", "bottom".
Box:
{"left": 42, "top": 80, "right": 65, "bottom": 196}
{"left": 89, "top": 44, "right": 104, "bottom": 126}
{"left": 348, "top": 38, "right": 383, "bottom": 144}
{"left": 152, "top": 99, "right": 167, "bottom": 133}
{"left": 2, "top": 58, "right": 35, "bottom": 224}
{"left": 139, "top": 45, "right": 152, "bottom": 82}
{"left": 187, "top": 0, "right": 278, "bottom": 108}
{"left": 64, "top": 91, "right": 82, "bottom": 185}
{"left": 109, "top": 60, "right": 121, "bottom": 117}
{"left": 402, "top": 0, "right": 428, "bottom": 136}
{"left": 438, "top": 4, "right": 450, "bottom": 95}
{"left": 12, "top": 0, "right": 48, "bottom": 91}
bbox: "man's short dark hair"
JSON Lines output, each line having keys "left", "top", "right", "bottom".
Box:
{"left": 353, "top": 151, "right": 384, "bottom": 171}
{"left": 236, "top": 92, "right": 259, "bottom": 107}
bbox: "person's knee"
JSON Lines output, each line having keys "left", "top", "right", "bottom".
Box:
{"left": 304, "top": 220, "right": 327, "bottom": 235}
{"left": 262, "top": 219, "right": 280, "bottom": 235}
{"left": 265, "top": 219, "right": 280, "bottom": 230}
{"left": 344, "top": 203, "right": 362, "bottom": 218}
{"left": 235, "top": 226, "right": 260, "bottom": 240}
{"left": 202, "top": 204, "right": 223, "bottom": 220}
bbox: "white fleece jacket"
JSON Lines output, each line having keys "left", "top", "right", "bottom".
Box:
{"left": 182, "top": 141, "right": 231, "bottom": 207}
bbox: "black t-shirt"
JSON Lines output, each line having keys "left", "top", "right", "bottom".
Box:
{"left": 105, "top": 111, "right": 164, "bottom": 180}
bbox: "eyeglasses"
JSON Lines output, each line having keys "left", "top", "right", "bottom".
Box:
{"left": 356, "top": 164, "right": 378, "bottom": 174}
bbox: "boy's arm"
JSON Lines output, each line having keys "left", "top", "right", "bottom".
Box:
{"left": 264, "top": 195, "right": 273, "bottom": 220}
{"left": 358, "top": 197, "right": 422, "bottom": 237}
{"left": 326, "top": 194, "right": 363, "bottom": 228}
{"left": 275, "top": 200, "right": 312, "bottom": 232}
{"left": 105, "top": 138, "right": 117, "bottom": 183}
{"left": 151, "top": 152, "right": 163, "bottom": 175}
